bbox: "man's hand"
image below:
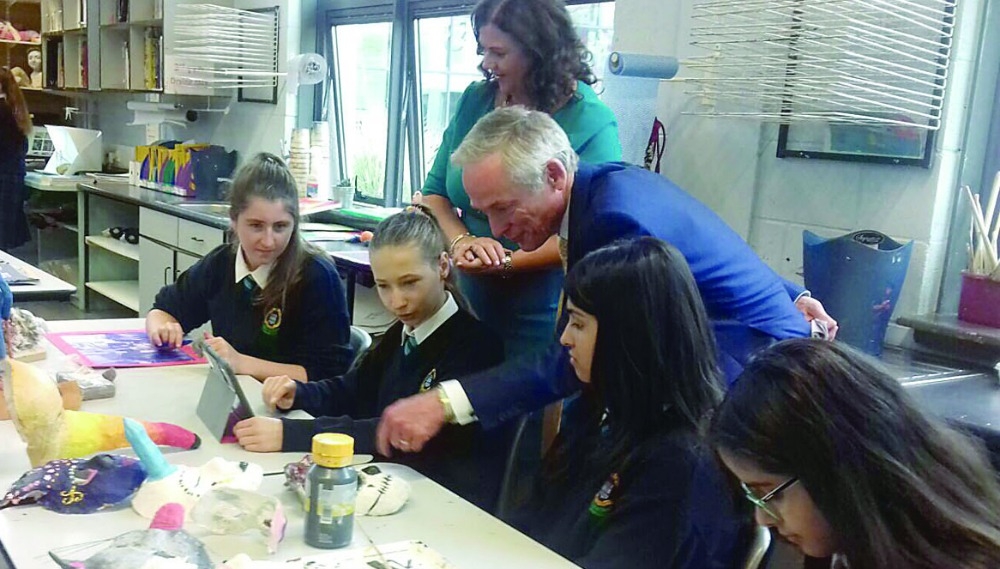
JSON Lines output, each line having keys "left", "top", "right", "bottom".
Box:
{"left": 204, "top": 333, "right": 246, "bottom": 373}
{"left": 376, "top": 391, "right": 447, "bottom": 457}
{"left": 796, "top": 296, "right": 839, "bottom": 340}
{"left": 262, "top": 375, "right": 297, "bottom": 412}
{"left": 233, "top": 417, "right": 283, "bottom": 452}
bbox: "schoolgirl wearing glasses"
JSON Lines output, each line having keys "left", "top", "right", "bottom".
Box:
{"left": 709, "top": 339, "right": 1000, "bottom": 569}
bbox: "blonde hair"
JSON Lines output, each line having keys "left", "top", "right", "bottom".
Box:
{"left": 451, "top": 106, "right": 578, "bottom": 192}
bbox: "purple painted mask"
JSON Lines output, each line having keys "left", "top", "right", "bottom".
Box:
{"left": 0, "top": 454, "right": 147, "bottom": 514}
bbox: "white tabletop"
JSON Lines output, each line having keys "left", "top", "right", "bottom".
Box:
{"left": 0, "top": 250, "right": 77, "bottom": 301}
{"left": 0, "top": 319, "right": 577, "bottom": 568}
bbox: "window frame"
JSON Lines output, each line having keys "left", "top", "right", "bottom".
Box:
{"left": 317, "top": 0, "right": 614, "bottom": 207}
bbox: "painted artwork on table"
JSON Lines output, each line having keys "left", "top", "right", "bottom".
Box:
{"left": 47, "top": 330, "right": 205, "bottom": 368}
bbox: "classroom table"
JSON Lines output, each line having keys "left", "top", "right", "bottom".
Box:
{"left": 0, "top": 249, "right": 77, "bottom": 302}
{"left": 0, "top": 319, "right": 578, "bottom": 569}
{"left": 321, "top": 243, "right": 373, "bottom": 324}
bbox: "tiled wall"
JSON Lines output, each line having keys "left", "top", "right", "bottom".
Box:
{"left": 610, "top": 0, "right": 986, "bottom": 339}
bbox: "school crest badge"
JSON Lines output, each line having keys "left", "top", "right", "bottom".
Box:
{"left": 419, "top": 369, "right": 437, "bottom": 392}
{"left": 588, "top": 472, "right": 620, "bottom": 521}
{"left": 262, "top": 307, "right": 282, "bottom": 336}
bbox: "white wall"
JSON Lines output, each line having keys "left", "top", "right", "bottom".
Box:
{"left": 610, "top": 0, "right": 987, "bottom": 335}
{"left": 96, "top": 0, "right": 305, "bottom": 166}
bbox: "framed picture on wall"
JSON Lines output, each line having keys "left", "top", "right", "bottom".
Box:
{"left": 237, "top": 6, "right": 280, "bottom": 105}
{"left": 776, "top": 118, "right": 937, "bottom": 168}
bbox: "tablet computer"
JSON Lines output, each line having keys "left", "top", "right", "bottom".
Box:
{"left": 196, "top": 344, "right": 255, "bottom": 442}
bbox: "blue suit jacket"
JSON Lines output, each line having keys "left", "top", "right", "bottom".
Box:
{"left": 461, "top": 162, "right": 810, "bottom": 429}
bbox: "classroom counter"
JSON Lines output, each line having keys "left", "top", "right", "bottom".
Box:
{"left": 78, "top": 181, "right": 235, "bottom": 230}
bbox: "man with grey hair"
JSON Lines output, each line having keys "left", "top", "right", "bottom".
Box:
{"left": 376, "top": 106, "right": 837, "bottom": 457}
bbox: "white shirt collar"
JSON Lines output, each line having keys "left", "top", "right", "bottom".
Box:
{"left": 234, "top": 247, "right": 272, "bottom": 289}
{"left": 401, "top": 292, "right": 458, "bottom": 346}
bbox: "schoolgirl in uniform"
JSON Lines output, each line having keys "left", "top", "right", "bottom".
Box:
{"left": 516, "top": 237, "right": 747, "bottom": 568}
{"left": 233, "top": 205, "right": 509, "bottom": 511}
{"left": 710, "top": 339, "right": 1000, "bottom": 569}
{"left": 145, "top": 153, "right": 352, "bottom": 382}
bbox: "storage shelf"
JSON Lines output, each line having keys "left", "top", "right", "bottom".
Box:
{"left": 41, "top": 88, "right": 90, "bottom": 96}
{"left": 0, "top": 39, "right": 41, "bottom": 46}
{"left": 86, "top": 235, "right": 140, "bottom": 261}
{"left": 100, "top": 88, "right": 162, "bottom": 93}
{"left": 86, "top": 280, "right": 139, "bottom": 312}
{"left": 103, "top": 19, "right": 161, "bottom": 28}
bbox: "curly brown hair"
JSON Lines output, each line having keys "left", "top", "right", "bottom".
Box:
{"left": 472, "top": 0, "right": 596, "bottom": 114}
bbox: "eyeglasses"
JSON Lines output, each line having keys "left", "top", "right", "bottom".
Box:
{"left": 741, "top": 477, "right": 799, "bottom": 521}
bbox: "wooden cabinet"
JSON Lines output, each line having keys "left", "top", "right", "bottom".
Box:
{"left": 98, "top": 0, "right": 162, "bottom": 92}
{"left": 1, "top": 0, "right": 44, "bottom": 90}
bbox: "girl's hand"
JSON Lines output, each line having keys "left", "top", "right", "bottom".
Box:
{"left": 453, "top": 236, "right": 505, "bottom": 270}
{"left": 233, "top": 417, "right": 283, "bottom": 452}
{"left": 204, "top": 333, "right": 245, "bottom": 373}
{"left": 146, "top": 311, "right": 184, "bottom": 348}
{"left": 262, "top": 375, "right": 297, "bottom": 411}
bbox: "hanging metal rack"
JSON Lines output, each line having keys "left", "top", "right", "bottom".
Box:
{"left": 681, "top": 0, "right": 958, "bottom": 129}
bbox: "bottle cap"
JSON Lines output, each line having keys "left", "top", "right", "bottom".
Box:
{"left": 312, "top": 433, "right": 354, "bottom": 468}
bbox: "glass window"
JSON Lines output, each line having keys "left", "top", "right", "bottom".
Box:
{"left": 568, "top": 2, "right": 616, "bottom": 85}
{"left": 413, "top": 3, "right": 616, "bottom": 189}
{"left": 324, "top": 2, "right": 615, "bottom": 206}
{"left": 331, "top": 22, "right": 392, "bottom": 202}
{"left": 416, "top": 15, "right": 483, "bottom": 186}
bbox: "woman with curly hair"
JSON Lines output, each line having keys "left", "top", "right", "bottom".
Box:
{"left": 0, "top": 67, "right": 33, "bottom": 251}
{"left": 421, "top": 0, "right": 621, "bottom": 358}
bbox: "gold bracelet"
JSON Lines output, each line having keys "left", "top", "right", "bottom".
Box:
{"left": 501, "top": 250, "right": 513, "bottom": 279}
{"left": 448, "top": 232, "right": 471, "bottom": 255}
{"left": 436, "top": 385, "right": 456, "bottom": 423}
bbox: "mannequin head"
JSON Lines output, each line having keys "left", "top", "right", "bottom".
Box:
{"left": 27, "top": 49, "right": 41, "bottom": 72}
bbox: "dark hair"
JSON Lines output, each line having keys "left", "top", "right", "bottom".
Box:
{"left": 541, "top": 237, "right": 721, "bottom": 490}
{"left": 228, "top": 152, "right": 321, "bottom": 311}
{"left": 708, "top": 339, "right": 1000, "bottom": 569}
{"left": 472, "top": 0, "right": 596, "bottom": 114}
{"left": 566, "top": 237, "right": 722, "bottom": 441}
{"left": 0, "top": 67, "right": 32, "bottom": 137}
{"left": 371, "top": 204, "right": 468, "bottom": 310}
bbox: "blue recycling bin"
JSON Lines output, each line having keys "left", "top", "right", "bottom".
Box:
{"left": 803, "top": 230, "right": 912, "bottom": 356}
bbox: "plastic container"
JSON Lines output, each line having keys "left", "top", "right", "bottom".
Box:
{"left": 803, "top": 230, "right": 912, "bottom": 356}
{"left": 305, "top": 433, "right": 357, "bottom": 549}
{"left": 958, "top": 272, "right": 1000, "bottom": 328}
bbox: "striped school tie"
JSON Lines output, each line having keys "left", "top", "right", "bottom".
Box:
{"left": 403, "top": 333, "right": 418, "bottom": 357}
{"left": 241, "top": 275, "right": 258, "bottom": 302}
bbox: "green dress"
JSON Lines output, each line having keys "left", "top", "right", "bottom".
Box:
{"left": 422, "top": 80, "right": 621, "bottom": 357}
